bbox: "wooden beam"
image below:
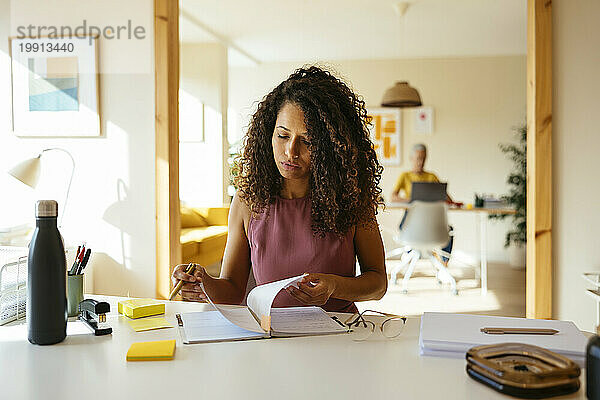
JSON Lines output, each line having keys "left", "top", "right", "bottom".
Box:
{"left": 155, "top": 0, "right": 181, "bottom": 299}
{"left": 526, "top": 0, "right": 552, "bottom": 319}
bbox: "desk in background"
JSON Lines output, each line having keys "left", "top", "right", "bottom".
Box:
{"left": 0, "top": 296, "right": 586, "bottom": 400}
{"left": 386, "top": 203, "right": 516, "bottom": 295}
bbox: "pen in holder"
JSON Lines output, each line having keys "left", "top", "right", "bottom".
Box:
{"left": 67, "top": 274, "right": 84, "bottom": 317}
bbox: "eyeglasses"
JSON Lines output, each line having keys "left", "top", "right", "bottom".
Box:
{"left": 342, "top": 310, "right": 407, "bottom": 341}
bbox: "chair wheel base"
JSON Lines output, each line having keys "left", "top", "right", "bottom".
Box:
{"left": 401, "top": 289, "right": 408, "bottom": 294}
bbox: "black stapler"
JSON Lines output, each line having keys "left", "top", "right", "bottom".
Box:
{"left": 79, "top": 299, "right": 113, "bottom": 336}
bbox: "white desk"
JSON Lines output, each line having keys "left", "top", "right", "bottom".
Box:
{"left": 386, "top": 204, "right": 517, "bottom": 295}
{"left": 0, "top": 296, "right": 586, "bottom": 400}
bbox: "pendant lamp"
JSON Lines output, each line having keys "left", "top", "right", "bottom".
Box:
{"left": 381, "top": 81, "right": 422, "bottom": 108}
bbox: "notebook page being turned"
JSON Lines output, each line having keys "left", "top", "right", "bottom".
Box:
{"left": 200, "top": 283, "right": 265, "bottom": 333}
{"left": 246, "top": 274, "right": 307, "bottom": 329}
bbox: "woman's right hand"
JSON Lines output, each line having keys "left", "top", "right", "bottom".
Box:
{"left": 171, "top": 264, "right": 209, "bottom": 302}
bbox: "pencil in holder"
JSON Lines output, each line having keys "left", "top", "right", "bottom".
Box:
{"left": 67, "top": 274, "right": 84, "bottom": 317}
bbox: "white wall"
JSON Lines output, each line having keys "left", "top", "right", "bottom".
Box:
{"left": 179, "top": 42, "right": 229, "bottom": 207}
{"left": 553, "top": 0, "right": 600, "bottom": 332}
{"left": 229, "top": 56, "right": 526, "bottom": 263}
{"left": 0, "top": 0, "right": 156, "bottom": 297}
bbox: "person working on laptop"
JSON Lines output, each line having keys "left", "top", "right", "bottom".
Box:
{"left": 390, "top": 143, "right": 454, "bottom": 265}
{"left": 391, "top": 143, "right": 444, "bottom": 203}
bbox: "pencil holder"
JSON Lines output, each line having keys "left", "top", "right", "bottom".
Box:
{"left": 67, "top": 274, "right": 84, "bottom": 317}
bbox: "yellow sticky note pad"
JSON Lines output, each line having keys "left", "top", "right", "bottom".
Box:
{"left": 126, "top": 339, "right": 176, "bottom": 361}
{"left": 127, "top": 316, "right": 173, "bottom": 332}
{"left": 118, "top": 298, "right": 165, "bottom": 319}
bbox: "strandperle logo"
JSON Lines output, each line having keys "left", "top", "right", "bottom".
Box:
{"left": 16, "top": 20, "right": 147, "bottom": 44}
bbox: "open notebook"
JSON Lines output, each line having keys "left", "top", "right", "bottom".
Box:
{"left": 176, "top": 274, "right": 348, "bottom": 344}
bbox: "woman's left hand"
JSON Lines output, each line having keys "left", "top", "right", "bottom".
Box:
{"left": 285, "top": 273, "right": 338, "bottom": 306}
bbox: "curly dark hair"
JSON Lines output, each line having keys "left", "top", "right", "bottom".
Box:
{"left": 234, "top": 65, "right": 384, "bottom": 236}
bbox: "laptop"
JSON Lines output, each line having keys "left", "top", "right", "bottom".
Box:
{"left": 410, "top": 182, "right": 447, "bottom": 202}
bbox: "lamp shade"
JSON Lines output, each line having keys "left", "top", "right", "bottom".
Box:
{"left": 381, "top": 81, "right": 422, "bottom": 107}
{"left": 8, "top": 156, "right": 41, "bottom": 188}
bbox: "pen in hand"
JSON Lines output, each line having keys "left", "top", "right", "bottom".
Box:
{"left": 169, "top": 263, "right": 197, "bottom": 300}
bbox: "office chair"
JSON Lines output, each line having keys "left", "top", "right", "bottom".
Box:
{"left": 387, "top": 201, "right": 458, "bottom": 295}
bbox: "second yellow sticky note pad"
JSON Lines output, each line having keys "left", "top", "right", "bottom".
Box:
{"left": 127, "top": 316, "right": 173, "bottom": 332}
{"left": 126, "top": 339, "right": 176, "bottom": 361}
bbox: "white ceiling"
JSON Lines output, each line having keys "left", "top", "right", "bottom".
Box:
{"left": 180, "top": 0, "right": 526, "bottom": 65}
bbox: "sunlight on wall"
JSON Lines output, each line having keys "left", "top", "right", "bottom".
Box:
{"left": 95, "top": 120, "right": 131, "bottom": 267}
{"left": 180, "top": 42, "right": 228, "bottom": 207}
{"left": 0, "top": 48, "right": 10, "bottom": 130}
{"left": 179, "top": 98, "right": 223, "bottom": 206}
{"left": 179, "top": 89, "right": 204, "bottom": 142}
{"left": 1, "top": 0, "right": 156, "bottom": 298}
{"left": 227, "top": 106, "right": 243, "bottom": 146}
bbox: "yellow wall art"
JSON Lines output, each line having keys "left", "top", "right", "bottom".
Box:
{"left": 367, "top": 108, "right": 402, "bottom": 166}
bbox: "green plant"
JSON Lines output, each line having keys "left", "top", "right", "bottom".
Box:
{"left": 489, "top": 125, "right": 526, "bottom": 247}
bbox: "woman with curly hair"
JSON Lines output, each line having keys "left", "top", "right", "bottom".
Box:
{"left": 172, "top": 66, "right": 387, "bottom": 312}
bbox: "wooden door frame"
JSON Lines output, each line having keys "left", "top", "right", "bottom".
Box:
{"left": 153, "top": 0, "right": 554, "bottom": 312}
{"left": 155, "top": 0, "right": 181, "bottom": 300}
{"left": 526, "top": 0, "right": 553, "bottom": 319}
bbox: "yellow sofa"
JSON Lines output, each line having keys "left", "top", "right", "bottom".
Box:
{"left": 180, "top": 206, "right": 229, "bottom": 277}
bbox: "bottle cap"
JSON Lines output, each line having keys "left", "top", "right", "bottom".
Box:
{"left": 36, "top": 200, "right": 58, "bottom": 218}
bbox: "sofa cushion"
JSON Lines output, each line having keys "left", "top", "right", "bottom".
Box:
{"left": 181, "top": 226, "right": 228, "bottom": 243}
{"left": 180, "top": 226, "right": 228, "bottom": 263}
{"left": 193, "top": 207, "right": 229, "bottom": 226}
{"left": 180, "top": 206, "right": 208, "bottom": 228}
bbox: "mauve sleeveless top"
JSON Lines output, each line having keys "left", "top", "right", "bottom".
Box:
{"left": 248, "top": 196, "right": 358, "bottom": 313}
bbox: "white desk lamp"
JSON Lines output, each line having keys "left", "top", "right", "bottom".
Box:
{"left": 8, "top": 148, "right": 75, "bottom": 228}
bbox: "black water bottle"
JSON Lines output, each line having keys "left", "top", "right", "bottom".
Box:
{"left": 27, "top": 200, "right": 67, "bottom": 345}
{"left": 588, "top": 335, "right": 600, "bottom": 400}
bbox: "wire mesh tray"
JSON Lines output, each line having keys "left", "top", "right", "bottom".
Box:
{"left": 0, "top": 246, "right": 28, "bottom": 325}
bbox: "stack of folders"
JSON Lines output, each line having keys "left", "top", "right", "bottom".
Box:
{"left": 419, "top": 312, "right": 588, "bottom": 366}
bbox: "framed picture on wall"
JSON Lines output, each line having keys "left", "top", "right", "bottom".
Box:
{"left": 414, "top": 106, "right": 434, "bottom": 135}
{"left": 9, "top": 35, "right": 101, "bottom": 137}
{"left": 367, "top": 107, "right": 402, "bottom": 166}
